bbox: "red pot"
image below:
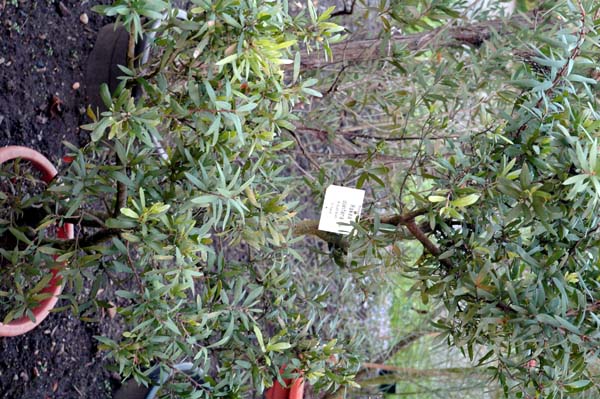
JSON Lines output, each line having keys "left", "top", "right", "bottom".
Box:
{"left": 0, "top": 146, "right": 74, "bottom": 337}
{"left": 265, "top": 368, "right": 305, "bottom": 399}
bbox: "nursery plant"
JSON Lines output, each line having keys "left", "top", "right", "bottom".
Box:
{"left": 5, "top": 0, "right": 600, "bottom": 398}
{"left": 293, "top": 0, "right": 600, "bottom": 397}
{"left": 0, "top": 0, "right": 356, "bottom": 397}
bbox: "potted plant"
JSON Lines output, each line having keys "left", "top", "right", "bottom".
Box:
{"left": 1, "top": 0, "right": 357, "bottom": 396}
{"left": 0, "top": 146, "right": 73, "bottom": 337}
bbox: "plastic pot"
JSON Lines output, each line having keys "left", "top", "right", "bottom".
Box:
{"left": 86, "top": 22, "right": 170, "bottom": 160}
{"left": 85, "top": 8, "right": 188, "bottom": 113}
{"left": 112, "top": 362, "right": 203, "bottom": 399}
{"left": 85, "top": 23, "right": 147, "bottom": 112}
{"left": 0, "top": 146, "right": 74, "bottom": 337}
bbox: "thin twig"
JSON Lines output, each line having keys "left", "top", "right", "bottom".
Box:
{"left": 324, "top": 65, "right": 347, "bottom": 96}
{"left": 61, "top": 212, "right": 108, "bottom": 228}
{"left": 286, "top": 130, "right": 322, "bottom": 170}
{"left": 297, "top": 14, "right": 538, "bottom": 69}
{"left": 296, "top": 125, "right": 458, "bottom": 141}
{"left": 305, "top": 151, "right": 417, "bottom": 163}
{"left": 45, "top": 228, "right": 120, "bottom": 250}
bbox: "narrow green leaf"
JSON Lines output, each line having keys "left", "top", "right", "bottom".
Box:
{"left": 120, "top": 208, "right": 139, "bottom": 219}
{"left": 451, "top": 194, "right": 480, "bottom": 208}
{"left": 208, "top": 314, "right": 235, "bottom": 348}
{"left": 266, "top": 341, "right": 292, "bottom": 352}
{"left": 254, "top": 324, "right": 266, "bottom": 352}
{"left": 216, "top": 53, "right": 239, "bottom": 66}
{"left": 188, "top": 81, "right": 201, "bottom": 106}
{"left": 164, "top": 317, "right": 181, "bottom": 335}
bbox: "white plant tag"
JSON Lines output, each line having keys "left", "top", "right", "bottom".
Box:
{"left": 318, "top": 185, "right": 365, "bottom": 235}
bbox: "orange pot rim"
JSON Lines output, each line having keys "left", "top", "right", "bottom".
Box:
{"left": 0, "top": 146, "right": 74, "bottom": 337}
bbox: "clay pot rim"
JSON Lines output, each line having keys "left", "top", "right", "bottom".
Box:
{"left": 0, "top": 146, "right": 74, "bottom": 337}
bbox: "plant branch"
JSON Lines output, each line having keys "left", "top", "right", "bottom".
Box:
{"left": 45, "top": 228, "right": 120, "bottom": 251}
{"left": 286, "top": 130, "right": 321, "bottom": 171}
{"left": 127, "top": 25, "right": 135, "bottom": 71}
{"left": 304, "top": 151, "right": 421, "bottom": 165}
{"left": 114, "top": 182, "right": 127, "bottom": 218}
{"left": 293, "top": 208, "right": 429, "bottom": 238}
{"left": 358, "top": 367, "right": 487, "bottom": 385}
{"left": 296, "top": 125, "right": 458, "bottom": 141}
{"left": 60, "top": 212, "right": 108, "bottom": 229}
{"left": 320, "top": 330, "right": 434, "bottom": 399}
{"left": 380, "top": 208, "right": 428, "bottom": 226}
{"left": 405, "top": 221, "right": 441, "bottom": 258}
{"left": 297, "top": 14, "right": 540, "bottom": 69}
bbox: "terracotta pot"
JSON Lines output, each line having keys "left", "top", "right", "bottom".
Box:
{"left": 265, "top": 368, "right": 305, "bottom": 399}
{"left": 0, "top": 146, "right": 74, "bottom": 337}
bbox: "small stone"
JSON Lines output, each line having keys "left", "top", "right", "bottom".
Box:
{"left": 34, "top": 60, "right": 46, "bottom": 72}
{"left": 79, "top": 13, "right": 88, "bottom": 24}
{"left": 107, "top": 302, "right": 117, "bottom": 319}
{"left": 36, "top": 115, "right": 48, "bottom": 125}
{"left": 110, "top": 372, "right": 121, "bottom": 382}
{"left": 57, "top": 1, "right": 70, "bottom": 16}
{"left": 19, "top": 371, "right": 29, "bottom": 382}
{"left": 0, "top": 57, "right": 4, "bottom": 65}
{"left": 72, "top": 82, "right": 80, "bottom": 90}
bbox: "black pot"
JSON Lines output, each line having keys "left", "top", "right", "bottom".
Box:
{"left": 112, "top": 362, "right": 203, "bottom": 399}
{"left": 85, "top": 23, "right": 146, "bottom": 112}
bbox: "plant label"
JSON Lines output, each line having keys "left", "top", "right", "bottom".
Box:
{"left": 318, "top": 185, "right": 365, "bottom": 235}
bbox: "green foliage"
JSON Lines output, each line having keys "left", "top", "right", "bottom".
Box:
{"left": 409, "top": 4, "right": 600, "bottom": 396}
{"left": 295, "top": 0, "right": 600, "bottom": 397}
{"left": 0, "top": 0, "right": 361, "bottom": 397}
{"left": 5, "top": 0, "right": 600, "bottom": 397}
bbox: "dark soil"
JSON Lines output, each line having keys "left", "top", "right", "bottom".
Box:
{"left": 0, "top": 0, "right": 109, "bottom": 163}
{"left": 0, "top": 0, "right": 122, "bottom": 397}
{"left": 0, "top": 312, "right": 119, "bottom": 399}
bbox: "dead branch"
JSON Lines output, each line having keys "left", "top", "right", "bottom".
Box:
{"left": 298, "top": 14, "right": 541, "bottom": 70}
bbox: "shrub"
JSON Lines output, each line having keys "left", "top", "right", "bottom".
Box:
{"left": 0, "top": 0, "right": 358, "bottom": 397}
